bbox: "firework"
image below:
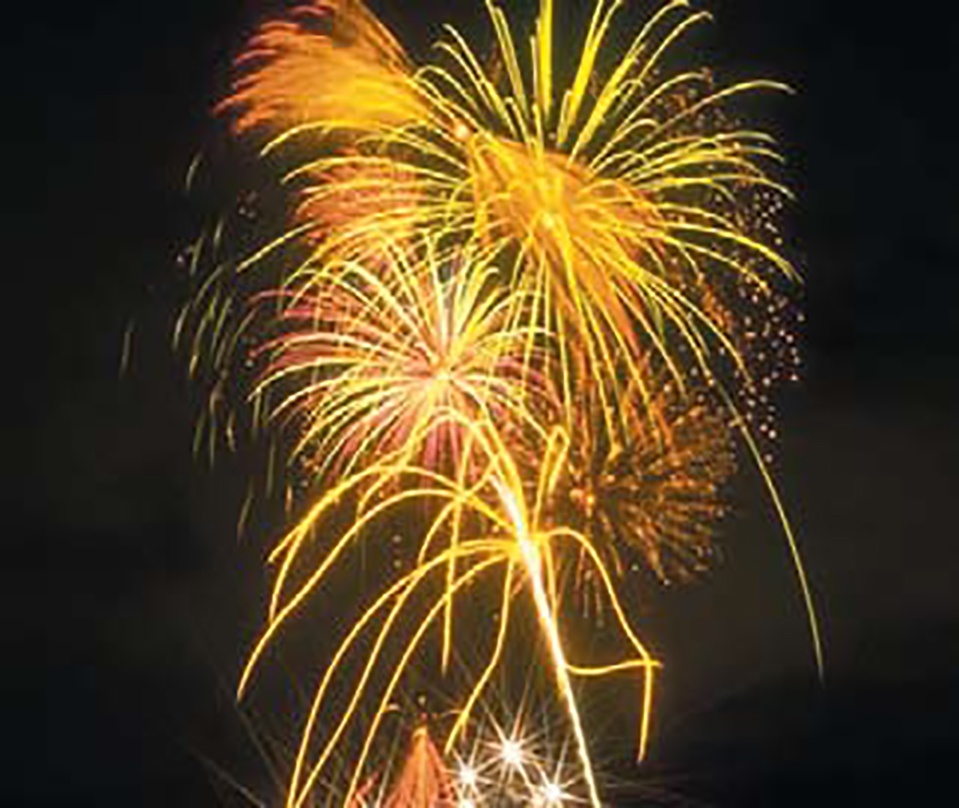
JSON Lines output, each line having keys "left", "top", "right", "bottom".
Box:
{"left": 226, "top": 240, "right": 653, "bottom": 803}
{"left": 450, "top": 707, "right": 589, "bottom": 808}
{"left": 235, "top": 414, "right": 655, "bottom": 807}
{"left": 351, "top": 712, "right": 590, "bottom": 807}
{"left": 250, "top": 240, "right": 552, "bottom": 483}
{"left": 215, "top": 0, "right": 820, "bottom": 658}
{"left": 182, "top": 0, "right": 823, "bottom": 804}
{"left": 216, "top": 0, "right": 819, "bottom": 650}
{"left": 219, "top": 0, "right": 424, "bottom": 137}
{"left": 221, "top": 0, "right": 797, "bottom": 427}
{"left": 202, "top": 696, "right": 601, "bottom": 807}
{"left": 350, "top": 723, "right": 456, "bottom": 808}
{"left": 560, "top": 375, "right": 737, "bottom": 590}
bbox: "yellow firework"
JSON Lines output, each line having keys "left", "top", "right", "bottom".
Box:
{"left": 221, "top": 0, "right": 797, "bottom": 426}
{"left": 236, "top": 416, "right": 656, "bottom": 808}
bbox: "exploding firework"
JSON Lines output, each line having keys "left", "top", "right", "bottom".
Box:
{"left": 559, "top": 375, "right": 737, "bottom": 590}
{"left": 250, "top": 240, "right": 553, "bottom": 484}
{"left": 179, "top": 0, "right": 823, "bottom": 805}
{"left": 213, "top": 0, "right": 821, "bottom": 655}
{"left": 211, "top": 0, "right": 820, "bottom": 604}
{"left": 220, "top": 0, "right": 799, "bottom": 431}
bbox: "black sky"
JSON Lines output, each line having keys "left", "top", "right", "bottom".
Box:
{"left": 14, "top": 0, "right": 959, "bottom": 805}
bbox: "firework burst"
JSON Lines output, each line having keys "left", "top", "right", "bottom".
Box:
{"left": 219, "top": 0, "right": 424, "bottom": 137}
{"left": 179, "top": 0, "right": 823, "bottom": 804}
{"left": 559, "top": 375, "right": 737, "bottom": 590}
{"left": 251, "top": 240, "right": 553, "bottom": 483}
{"left": 220, "top": 0, "right": 797, "bottom": 426}
{"left": 216, "top": 0, "right": 820, "bottom": 649}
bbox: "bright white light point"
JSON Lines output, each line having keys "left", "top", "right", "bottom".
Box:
{"left": 501, "top": 739, "right": 523, "bottom": 767}
{"left": 458, "top": 800, "right": 475, "bottom": 808}
{"left": 543, "top": 781, "right": 564, "bottom": 803}
{"left": 459, "top": 765, "right": 478, "bottom": 788}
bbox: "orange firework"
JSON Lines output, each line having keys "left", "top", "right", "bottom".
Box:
{"left": 561, "top": 376, "right": 737, "bottom": 588}
{"left": 219, "top": 0, "right": 424, "bottom": 137}
{"left": 350, "top": 723, "right": 456, "bottom": 808}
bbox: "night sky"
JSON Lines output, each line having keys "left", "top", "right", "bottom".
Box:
{"left": 15, "top": 0, "right": 959, "bottom": 805}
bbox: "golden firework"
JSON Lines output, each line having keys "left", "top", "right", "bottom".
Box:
{"left": 182, "top": 1, "right": 824, "bottom": 805}
{"left": 560, "top": 375, "right": 737, "bottom": 588}
{"left": 234, "top": 413, "right": 656, "bottom": 807}
{"left": 221, "top": 0, "right": 797, "bottom": 426}
{"left": 219, "top": 0, "right": 424, "bottom": 137}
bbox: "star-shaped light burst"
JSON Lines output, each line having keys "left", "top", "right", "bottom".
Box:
{"left": 448, "top": 707, "right": 589, "bottom": 807}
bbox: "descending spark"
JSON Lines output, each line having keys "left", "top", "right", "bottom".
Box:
{"left": 232, "top": 413, "right": 656, "bottom": 806}
{"left": 496, "top": 477, "right": 601, "bottom": 807}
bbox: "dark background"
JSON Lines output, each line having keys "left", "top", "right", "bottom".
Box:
{"left": 13, "top": 0, "right": 958, "bottom": 805}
